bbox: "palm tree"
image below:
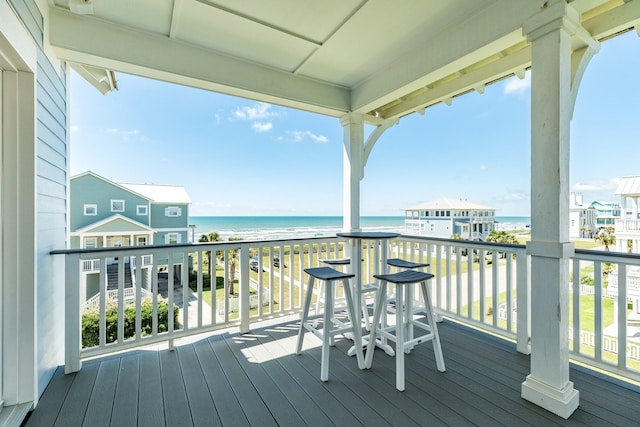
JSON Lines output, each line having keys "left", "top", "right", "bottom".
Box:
{"left": 199, "top": 231, "right": 221, "bottom": 282}
{"left": 219, "top": 236, "right": 243, "bottom": 295}
{"left": 595, "top": 227, "right": 615, "bottom": 251}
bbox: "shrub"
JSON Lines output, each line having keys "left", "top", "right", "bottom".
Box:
{"left": 82, "top": 296, "right": 179, "bottom": 348}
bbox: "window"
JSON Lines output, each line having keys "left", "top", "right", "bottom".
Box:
{"left": 84, "top": 204, "right": 97, "bottom": 216}
{"left": 166, "top": 233, "right": 180, "bottom": 244}
{"left": 111, "top": 199, "right": 125, "bottom": 212}
{"left": 137, "top": 205, "right": 148, "bottom": 215}
{"left": 136, "top": 236, "right": 148, "bottom": 246}
{"left": 84, "top": 237, "right": 97, "bottom": 249}
{"left": 429, "top": 224, "right": 435, "bottom": 232}
{"left": 165, "top": 206, "right": 182, "bottom": 217}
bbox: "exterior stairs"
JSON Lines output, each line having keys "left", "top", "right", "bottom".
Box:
{"left": 107, "top": 262, "right": 133, "bottom": 290}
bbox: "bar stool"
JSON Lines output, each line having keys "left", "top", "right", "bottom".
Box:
{"left": 364, "top": 269, "right": 445, "bottom": 391}
{"left": 319, "top": 258, "right": 377, "bottom": 330}
{"left": 385, "top": 258, "right": 431, "bottom": 343}
{"left": 297, "top": 267, "right": 365, "bottom": 381}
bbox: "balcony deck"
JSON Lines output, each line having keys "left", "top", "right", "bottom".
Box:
{"left": 24, "top": 317, "right": 640, "bottom": 427}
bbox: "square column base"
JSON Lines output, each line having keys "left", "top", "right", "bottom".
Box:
{"left": 521, "top": 375, "right": 579, "bottom": 419}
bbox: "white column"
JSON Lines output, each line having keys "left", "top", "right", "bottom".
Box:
{"left": 341, "top": 113, "right": 365, "bottom": 232}
{"left": 521, "top": 2, "right": 580, "bottom": 419}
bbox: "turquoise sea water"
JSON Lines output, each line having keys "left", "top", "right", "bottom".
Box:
{"left": 190, "top": 215, "right": 531, "bottom": 240}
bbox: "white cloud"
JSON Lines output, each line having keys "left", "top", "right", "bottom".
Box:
{"left": 234, "top": 102, "right": 276, "bottom": 120}
{"left": 70, "top": 125, "right": 81, "bottom": 132}
{"left": 503, "top": 71, "right": 531, "bottom": 95}
{"left": 572, "top": 178, "right": 620, "bottom": 193}
{"left": 107, "top": 128, "right": 119, "bottom": 133}
{"left": 127, "top": 130, "right": 141, "bottom": 135}
{"left": 480, "top": 164, "right": 489, "bottom": 171}
{"left": 286, "top": 130, "right": 328, "bottom": 143}
{"left": 252, "top": 121, "right": 273, "bottom": 132}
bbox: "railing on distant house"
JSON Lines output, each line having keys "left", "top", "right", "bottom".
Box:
{"left": 54, "top": 234, "right": 640, "bottom": 383}
{"left": 83, "top": 287, "right": 154, "bottom": 309}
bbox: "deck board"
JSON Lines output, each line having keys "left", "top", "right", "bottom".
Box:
{"left": 82, "top": 357, "right": 119, "bottom": 427}
{"left": 110, "top": 354, "right": 140, "bottom": 427}
{"left": 137, "top": 351, "right": 165, "bottom": 427}
{"left": 23, "top": 318, "right": 640, "bottom": 427}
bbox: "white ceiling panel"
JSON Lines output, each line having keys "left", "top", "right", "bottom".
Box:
{"left": 174, "top": 0, "right": 318, "bottom": 71}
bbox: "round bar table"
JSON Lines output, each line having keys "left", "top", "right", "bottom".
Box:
{"left": 336, "top": 231, "right": 400, "bottom": 355}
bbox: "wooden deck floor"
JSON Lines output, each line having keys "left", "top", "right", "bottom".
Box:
{"left": 24, "top": 318, "right": 640, "bottom": 426}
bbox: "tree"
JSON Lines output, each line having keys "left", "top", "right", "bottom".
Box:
{"left": 595, "top": 227, "right": 615, "bottom": 251}
{"left": 199, "top": 232, "right": 221, "bottom": 280}
{"left": 486, "top": 230, "right": 518, "bottom": 245}
{"left": 220, "top": 236, "right": 244, "bottom": 295}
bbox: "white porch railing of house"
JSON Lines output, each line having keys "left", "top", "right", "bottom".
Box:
{"left": 83, "top": 287, "right": 154, "bottom": 309}
{"left": 81, "top": 259, "right": 101, "bottom": 272}
{"left": 54, "top": 235, "right": 640, "bottom": 383}
{"left": 615, "top": 219, "right": 640, "bottom": 232}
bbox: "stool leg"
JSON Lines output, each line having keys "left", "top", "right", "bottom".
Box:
{"left": 297, "top": 276, "right": 315, "bottom": 355}
{"left": 405, "top": 283, "right": 414, "bottom": 354}
{"left": 364, "top": 281, "right": 387, "bottom": 369}
{"left": 395, "top": 283, "right": 405, "bottom": 391}
{"left": 342, "top": 278, "right": 364, "bottom": 369}
{"left": 320, "top": 280, "right": 333, "bottom": 381}
{"left": 420, "top": 280, "right": 445, "bottom": 372}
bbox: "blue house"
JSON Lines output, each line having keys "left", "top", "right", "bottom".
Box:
{"left": 70, "top": 172, "right": 192, "bottom": 303}
{"left": 70, "top": 171, "right": 192, "bottom": 249}
{"left": 404, "top": 198, "right": 497, "bottom": 240}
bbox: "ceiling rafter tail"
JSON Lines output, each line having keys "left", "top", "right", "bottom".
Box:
{"left": 195, "top": 0, "right": 322, "bottom": 46}
{"left": 583, "top": 0, "right": 640, "bottom": 40}
{"left": 380, "top": 46, "right": 531, "bottom": 120}
{"left": 169, "top": 0, "right": 185, "bottom": 39}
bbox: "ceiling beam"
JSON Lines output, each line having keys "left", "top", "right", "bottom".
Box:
{"left": 48, "top": 7, "right": 351, "bottom": 117}
{"left": 582, "top": 0, "right": 640, "bottom": 39}
{"left": 349, "top": 0, "right": 542, "bottom": 115}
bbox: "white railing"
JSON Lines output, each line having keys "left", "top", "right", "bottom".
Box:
{"left": 54, "top": 234, "right": 640, "bottom": 383}
{"left": 83, "top": 287, "right": 153, "bottom": 309}
{"left": 81, "top": 259, "right": 100, "bottom": 272}
{"left": 616, "top": 219, "right": 640, "bottom": 232}
{"left": 570, "top": 249, "right": 640, "bottom": 380}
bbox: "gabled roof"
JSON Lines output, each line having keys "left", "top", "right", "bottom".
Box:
{"left": 120, "top": 183, "right": 191, "bottom": 204}
{"left": 405, "top": 198, "right": 495, "bottom": 211}
{"left": 71, "top": 171, "right": 152, "bottom": 201}
{"left": 615, "top": 176, "right": 640, "bottom": 196}
{"left": 71, "top": 171, "right": 191, "bottom": 204}
{"left": 72, "top": 214, "right": 153, "bottom": 234}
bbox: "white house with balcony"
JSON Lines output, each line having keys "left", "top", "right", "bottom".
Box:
{"left": 615, "top": 176, "right": 640, "bottom": 253}
{"left": 569, "top": 192, "right": 596, "bottom": 239}
{"left": 404, "top": 198, "right": 496, "bottom": 240}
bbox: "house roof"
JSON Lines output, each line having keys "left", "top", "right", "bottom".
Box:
{"left": 405, "top": 198, "right": 495, "bottom": 211}
{"left": 120, "top": 184, "right": 192, "bottom": 204}
{"left": 72, "top": 171, "right": 191, "bottom": 204}
{"left": 615, "top": 176, "right": 640, "bottom": 196}
{"left": 72, "top": 214, "right": 154, "bottom": 235}
{"left": 48, "top": 0, "right": 638, "bottom": 123}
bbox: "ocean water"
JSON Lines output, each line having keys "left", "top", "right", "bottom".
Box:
{"left": 190, "top": 215, "right": 531, "bottom": 241}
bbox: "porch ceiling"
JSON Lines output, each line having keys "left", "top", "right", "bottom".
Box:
{"left": 49, "top": 0, "right": 640, "bottom": 123}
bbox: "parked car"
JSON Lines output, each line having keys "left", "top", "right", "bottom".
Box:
{"left": 273, "top": 256, "right": 286, "bottom": 268}
{"left": 250, "top": 257, "right": 260, "bottom": 272}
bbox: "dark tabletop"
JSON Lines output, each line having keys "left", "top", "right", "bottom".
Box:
{"left": 336, "top": 231, "right": 400, "bottom": 239}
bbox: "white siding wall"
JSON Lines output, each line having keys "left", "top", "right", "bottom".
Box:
{"left": 7, "top": 0, "right": 68, "bottom": 398}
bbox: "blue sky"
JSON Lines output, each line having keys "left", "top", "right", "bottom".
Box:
{"left": 70, "top": 31, "right": 640, "bottom": 217}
